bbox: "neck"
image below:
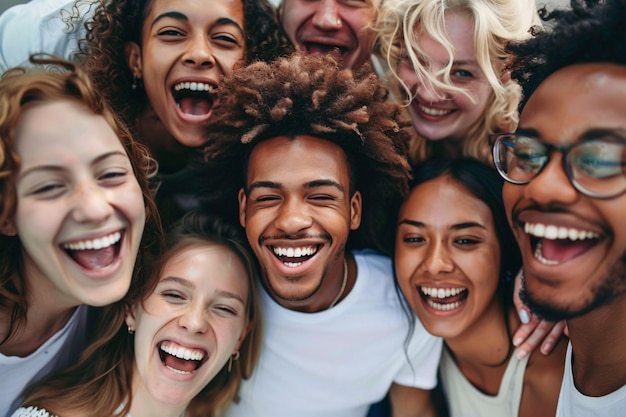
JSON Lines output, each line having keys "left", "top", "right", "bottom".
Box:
{"left": 567, "top": 292, "right": 626, "bottom": 397}
{"left": 444, "top": 298, "right": 515, "bottom": 396}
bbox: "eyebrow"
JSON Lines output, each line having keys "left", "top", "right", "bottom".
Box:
{"left": 248, "top": 179, "right": 345, "bottom": 193}
{"left": 398, "top": 219, "right": 486, "bottom": 230}
{"left": 161, "top": 276, "right": 246, "bottom": 305}
{"left": 18, "top": 150, "right": 128, "bottom": 181}
{"left": 151, "top": 12, "right": 244, "bottom": 36}
{"left": 452, "top": 59, "right": 479, "bottom": 67}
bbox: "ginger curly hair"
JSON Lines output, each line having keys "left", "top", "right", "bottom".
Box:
{"left": 72, "top": 0, "right": 290, "bottom": 129}
{"left": 201, "top": 53, "right": 411, "bottom": 254}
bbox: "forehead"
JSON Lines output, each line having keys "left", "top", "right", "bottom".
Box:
{"left": 402, "top": 176, "right": 493, "bottom": 225}
{"left": 146, "top": 0, "right": 244, "bottom": 23}
{"left": 281, "top": 0, "right": 381, "bottom": 9}
{"left": 417, "top": 11, "right": 475, "bottom": 60}
{"left": 520, "top": 63, "right": 626, "bottom": 144}
{"left": 246, "top": 135, "right": 349, "bottom": 182}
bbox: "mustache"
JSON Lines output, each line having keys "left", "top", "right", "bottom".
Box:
{"left": 512, "top": 202, "right": 576, "bottom": 221}
{"left": 260, "top": 233, "right": 331, "bottom": 244}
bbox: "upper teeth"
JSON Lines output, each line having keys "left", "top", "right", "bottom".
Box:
{"left": 161, "top": 341, "right": 205, "bottom": 361}
{"left": 63, "top": 231, "right": 121, "bottom": 251}
{"left": 421, "top": 286, "right": 466, "bottom": 299}
{"left": 524, "top": 223, "right": 599, "bottom": 241}
{"left": 273, "top": 246, "right": 317, "bottom": 258}
{"left": 418, "top": 104, "right": 452, "bottom": 117}
{"left": 174, "top": 82, "right": 215, "bottom": 92}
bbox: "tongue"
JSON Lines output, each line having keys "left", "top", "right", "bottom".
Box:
{"left": 179, "top": 97, "right": 210, "bottom": 116}
{"left": 164, "top": 353, "right": 197, "bottom": 373}
{"left": 70, "top": 247, "right": 115, "bottom": 270}
{"left": 540, "top": 238, "right": 598, "bottom": 263}
{"left": 427, "top": 292, "right": 466, "bottom": 305}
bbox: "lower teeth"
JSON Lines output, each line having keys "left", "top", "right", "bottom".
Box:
{"left": 427, "top": 299, "right": 461, "bottom": 311}
{"left": 534, "top": 241, "right": 559, "bottom": 265}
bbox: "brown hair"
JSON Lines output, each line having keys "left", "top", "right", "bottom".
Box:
{"left": 201, "top": 52, "right": 411, "bottom": 254}
{"left": 0, "top": 55, "right": 163, "bottom": 345}
{"left": 19, "top": 212, "right": 261, "bottom": 417}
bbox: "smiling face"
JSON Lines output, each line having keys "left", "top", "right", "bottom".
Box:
{"left": 127, "top": 243, "right": 249, "bottom": 413}
{"left": 503, "top": 63, "right": 626, "bottom": 321}
{"left": 8, "top": 100, "right": 146, "bottom": 307}
{"left": 395, "top": 176, "right": 502, "bottom": 340}
{"left": 398, "top": 11, "right": 492, "bottom": 142}
{"left": 280, "top": 0, "right": 379, "bottom": 69}
{"left": 238, "top": 135, "right": 361, "bottom": 312}
{"left": 127, "top": 0, "right": 245, "bottom": 149}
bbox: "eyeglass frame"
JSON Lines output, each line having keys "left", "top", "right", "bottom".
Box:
{"left": 489, "top": 130, "right": 626, "bottom": 199}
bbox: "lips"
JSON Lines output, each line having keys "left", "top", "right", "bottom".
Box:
{"left": 159, "top": 340, "right": 208, "bottom": 375}
{"left": 524, "top": 221, "right": 602, "bottom": 266}
{"left": 271, "top": 245, "right": 319, "bottom": 268}
{"left": 62, "top": 230, "right": 123, "bottom": 270}
{"left": 412, "top": 100, "right": 455, "bottom": 120}
{"left": 420, "top": 286, "right": 467, "bottom": 312}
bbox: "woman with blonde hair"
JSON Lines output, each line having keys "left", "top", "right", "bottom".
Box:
{"left": 375, "top": 0, "right": 540, "bottom": 163}
{"left": 12, "top": 211, "right": 262, "bottom": 417}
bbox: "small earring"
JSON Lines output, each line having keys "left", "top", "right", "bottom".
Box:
{"left": 227, "top": 351, "right": 240, "bottom": 373}
{"left": 131, "top": 75, "right": 137, "bottom": 90}
{"left": 127, "top": 326, "right": 135, "bottom": 334}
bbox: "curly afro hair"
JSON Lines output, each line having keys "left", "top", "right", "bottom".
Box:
{"left": 201, "top": 52, "right": 411, "bottom": 254}
{"left": 508, "top": 0, "right": 626, "bottom": 111}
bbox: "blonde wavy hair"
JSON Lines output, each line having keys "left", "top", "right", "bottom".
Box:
{"left": 375, "top": 0, "right": 540, "bottom": 163}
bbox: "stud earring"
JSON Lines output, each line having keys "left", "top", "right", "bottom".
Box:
{"left": 127, "top": 326, "right": 135, "bottom": 334}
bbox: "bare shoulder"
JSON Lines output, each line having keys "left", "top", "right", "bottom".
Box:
{"left": 519, "top": 335, "right": 568, "bottom": 417}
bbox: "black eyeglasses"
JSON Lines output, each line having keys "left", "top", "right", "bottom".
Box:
{"left": 490, "top": 131, "right": 626, "bottom": 199}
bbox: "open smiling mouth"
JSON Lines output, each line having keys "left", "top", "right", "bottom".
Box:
{"left": 525, "top": 222, "right": 601, "bottom": 266}
{"left": 159, "top": 341, "right": 208, "bottom": 375}
{"left": 272, "top": 245, "right": 320, "bottom": 268}
{"left": 62, "top": 231, "right": 123, "bottom": 270}
{"left": 172, "top": 82, "right": 216, "bottom": 119}
{"left": 420, "top": 286, "right": 467, "bottom": 311}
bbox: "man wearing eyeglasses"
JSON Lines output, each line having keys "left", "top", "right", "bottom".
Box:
{"left": 490, "top": 0, "right": 626, "bottom": 415}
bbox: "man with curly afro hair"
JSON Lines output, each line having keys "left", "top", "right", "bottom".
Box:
{"left": 492, "top": 0, "right": 626, "bottom": 415}
{"left": 201, "top": 52, "right": 442, "bottom": 417}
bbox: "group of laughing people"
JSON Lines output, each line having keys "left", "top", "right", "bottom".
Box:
{"left": 0, "top": 0, "right": 624, "bottom": 416}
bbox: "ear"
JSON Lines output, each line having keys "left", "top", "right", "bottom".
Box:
{"left": 349, "top": 191, "right": 362, "bottom": 230}
{"left": 500, "top": 69, "right": 511, "bottom": 84}
{"left": 125, "top": 41, "right": 143, "bottom": 79}
{"left": 0, "top": 219, "right": 17, "bottom": 236}
{"left": 238, "top": 188, "right": 247, "bottom": 228}
{"left": 124, "top": 303, "right": 138, "bottom": 332}
{"left": 234, "top": 321, "right": 253, "bottom": 353}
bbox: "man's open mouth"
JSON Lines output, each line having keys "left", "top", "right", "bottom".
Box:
{"left": 159, "top": 340, "right": 208, "bottom": 375}
{"left": 172, "top": 82, "right": 217, "bottom": 119}
{"left": 271, "top": 245, "right": 320, "bottom": 268}
{"left": 303, "top": 42, "right": 348, "bottom": 56}
{"left": 525, "top": 222, "right": 601, "bottom": 266}
{"left": 62, "top": 230, "right": 123, "bottom": 270}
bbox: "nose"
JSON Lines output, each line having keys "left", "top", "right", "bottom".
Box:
{"left": 182, "top": 34, "right": 215, "bottom": 68}
{"left": 416, "top": 75, "right": 448, "bottom": 104}
{"left": 421, "top": 240, "right": 454, "bottom": 276}
{"left": 312, "top": 0, "right": 342, "bottom": 30}
{"left": 523, "top": 152, "right": 579, "bottom": 206}
{"left": 273, "top": 197, "right": 313, "bottom": 233}
{"left": 179, "top": 304, "right": 209, "bottom": 334}
{"left": 70, "top": 181, "right": 114, "bottom": 224}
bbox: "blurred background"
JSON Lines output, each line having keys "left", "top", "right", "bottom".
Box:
{"left": 0, "top": 0, "right": 572, "bottom": 17}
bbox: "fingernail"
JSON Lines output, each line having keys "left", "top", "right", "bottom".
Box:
{"left": 519, "top": 309, "right": 530, "bottom": 324}
{"left": 513, "top": 337, "right": 523, "bottom": 347}
{"left": 516, "top": 349, "right": 527, "bottom": 360}
{"left": 541, "top": 342, "right": 552, "bottom": 355}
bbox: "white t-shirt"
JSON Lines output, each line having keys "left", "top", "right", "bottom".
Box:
{"left": 555, "top": 342, "right": 626, "bottom": 417}
{"left": 0, "top": 305, "right": 90, "bottom": 417}
{"left": 225, "top": 249, "right": 442, "bottom": 417}
{"left": 0, "top": 0, "right": 93, "bottom": 73}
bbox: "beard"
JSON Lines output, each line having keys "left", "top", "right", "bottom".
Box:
{"left": 520, "top": 254, "right": 626, "bottom": 321}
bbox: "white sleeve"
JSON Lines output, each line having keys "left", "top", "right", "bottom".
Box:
{"left": 394, "top": 325, "right": 443, "bottom": 389}
{"left": 0, "top": 0, "right": 91, "bottom": 73}
{"left": 11, "top": 406, "right": 58, "bottom": 417}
